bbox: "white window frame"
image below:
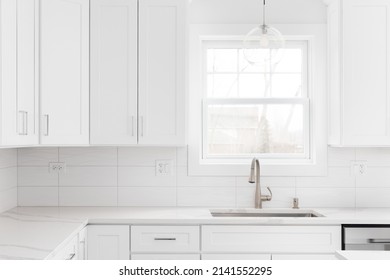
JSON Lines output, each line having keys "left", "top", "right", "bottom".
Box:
{"left": 188, "top": 24, "right": 327, "bottom": 176}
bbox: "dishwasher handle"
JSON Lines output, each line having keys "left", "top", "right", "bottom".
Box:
{"left": 368, "top": 239, "right": 390, "bottom": 244}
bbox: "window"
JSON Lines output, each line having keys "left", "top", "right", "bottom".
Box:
{"left": 203, "top": 41, "right": 309, "bottom": 161}
{"left": 188, "top": 25, "right": 327, "bottom": 176}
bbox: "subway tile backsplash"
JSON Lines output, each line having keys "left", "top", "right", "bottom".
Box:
{"left": 0, "top": 149, "right": 17, "bottom": 212}
{"left": 11, "top": 146, "right": 390, "bottom": 208}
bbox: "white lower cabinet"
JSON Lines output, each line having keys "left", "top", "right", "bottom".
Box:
{"left": 271, "top": 254, "right": 339, "bottom": 260}
{"left": 202, "top": 254, "right": 271, "bottom": 260}
{"left": 85, "top": 224, "right": 341, "bottom": 260}
{"left": 78, "top": 227, "right": 87, "bottom": 260}
{"left": 87, "top": 225, "right": 130, "bottom": 260}
{"left": 131, "top": 226, "right": 200, "bottom": 253}
{"left": 49, "top": 235, "right": 79, "bottom": 260}
{"left": 131, "top": 254, "right": 200, "bottom": 260}
{"left": 201, "top": 225, "right": 341, "bottom": 259}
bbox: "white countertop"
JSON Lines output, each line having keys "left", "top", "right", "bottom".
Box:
{"left": 2, "top": 207, "right": 390, "bottom": 260}
{"left": 336, "top": 250, "right": 390, "bottom": 260}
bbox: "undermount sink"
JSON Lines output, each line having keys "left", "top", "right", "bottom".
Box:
{"left": 210, "top": 209, "right": 324, "bottom": 218}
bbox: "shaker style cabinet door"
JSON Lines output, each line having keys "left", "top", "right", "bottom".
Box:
{"left": 90, "top": 0, "right": 138, "bottom": 145}
{"left": 0, "top": 0, "right": 38, "bottom": 146}
{"left": 138, "top": 0, "right": 186, "bottom": 145}
{"left": 328, "top": 0, "right": 390, "bottom": 146}
{"left": 40, "top": 0, "right": 89, "bottom": 145}
{"left": 87, "top": 225, "right": 130, "bottom": 260}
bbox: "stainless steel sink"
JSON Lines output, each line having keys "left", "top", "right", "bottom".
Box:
{"left": 210, "top": 209, "right": 324, "bottom": 218}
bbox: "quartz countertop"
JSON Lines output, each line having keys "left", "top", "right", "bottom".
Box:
{"left": 2, "top": 207, "right": 390, "bottom": 260}
{"left": 336, "top": 250, "right": 390, "bottom": 260}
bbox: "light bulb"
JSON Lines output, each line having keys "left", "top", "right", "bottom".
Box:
{"left": 243, "top": 25, "right": 285, "bottom": 66}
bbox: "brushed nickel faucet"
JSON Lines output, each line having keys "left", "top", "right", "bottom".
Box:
{"left": 248, "top": 157, "right": 272, "bottom": 208}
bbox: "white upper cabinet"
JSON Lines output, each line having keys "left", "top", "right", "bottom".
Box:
{"left": 138, "top": 0, "right": 186, "bottom": 145}
{"left": 40, "top": 0, "right": 89, "bottom": 145}
{"left": 90, "top": 0, "right": 138, "bottom": 145}
{"left": 0, "top": 0, "right": 39, "bottom": 146}
{"left": 327, "top": 0, "right": 390, "bottom": 146}
{"left": 90, "top": 0, "right": 186, "bottom": 146}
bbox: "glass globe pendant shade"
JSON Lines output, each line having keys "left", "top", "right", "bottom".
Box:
{"left": 243, "top": 24, "right": 285, "bottom": 66}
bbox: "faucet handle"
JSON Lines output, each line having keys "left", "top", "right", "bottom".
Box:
{"left": 261, "top": 187, "right": 272, "bottom": 201}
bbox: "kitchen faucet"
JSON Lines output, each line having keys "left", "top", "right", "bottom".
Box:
{"left": 248, "top": 157, "right": 272, "bottom": 208}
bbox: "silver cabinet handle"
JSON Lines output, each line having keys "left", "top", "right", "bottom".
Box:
{"left": 67, "top": 253, "right": 76, "bottom": 260}
{"left": 18, "top": 111, "right": 28, "bottom": 135}
{"left": 154, "top": 238, "right": 176, "bottom": 241}
{"left": 368, "top": 239, "right": 390, "bottom": 244}
{"left": 43, "top": 114, "right": 49, "bottom": 136}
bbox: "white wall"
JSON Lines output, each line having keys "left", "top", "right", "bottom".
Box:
{"left": 15, "top": 146, "right": 390, "bottom": 208}
{"left": 0, "top": 149, "right": 17, "bottom": 212}
{"left": 189, "top": 0, "right": 327, "bottom": 24}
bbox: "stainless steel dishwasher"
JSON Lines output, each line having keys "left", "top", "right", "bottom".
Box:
{"left": 343, "top": 225, "right": 390, "bottom": 251}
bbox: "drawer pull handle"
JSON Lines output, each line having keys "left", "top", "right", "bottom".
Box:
{"left": 154, "top": 238, "right": 176, "bottom": 241}
{"left": 368, "top": 239, "right": 390, "bottom": 244}
{"left": 67, "top": 253, "right": 76, "bottom": 260}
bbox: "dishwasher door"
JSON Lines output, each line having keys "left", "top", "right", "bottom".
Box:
{"left": 343, "top": 226, "right": 390, "bottom": 251}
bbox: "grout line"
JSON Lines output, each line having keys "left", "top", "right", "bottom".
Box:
{"left": 57, "top": 147, "right": 59, "bottom": 206}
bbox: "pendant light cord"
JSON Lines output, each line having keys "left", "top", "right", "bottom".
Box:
{"left": 263, "top": 0, "right": 266, "bottom": 26}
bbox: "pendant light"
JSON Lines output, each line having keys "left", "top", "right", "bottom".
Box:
{"left": 243, "top": 0, "right": 285, "bottom": 66}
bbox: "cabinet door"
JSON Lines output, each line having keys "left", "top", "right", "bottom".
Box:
{"left": 87, "top": 225, "right": 130, "bottom": 260}
{"left": 131, "top": 254, "right": 200, "bottom": 260}
{"left": 78, "top": 227, "right": 87, "bottom": 260}
{"left": 90, "top": 0, "right": 138, "bottom": 145}
{"left": 40, "top": 0, "right": 89, "bottom": 145}
{"left": 138, "top": 0, "right": 186, "bottom": 145}
{"left": 272, "top": 254, "right": 338, "bottom": 260}
{"left": 202, "top": 254, "right": 271, "bottom": 260}
{"left": 342, "top": 0, "right": 390, "bottom": 145}
{"left": 17, "top": 0, "right": 39, "bottom": 145}
{"left": 0, "top": 0, "right": 17, "bottom": 145}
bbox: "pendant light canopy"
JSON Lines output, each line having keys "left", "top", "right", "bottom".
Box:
{"left": 243, "top": 0, "right": 285, "bottom": 66}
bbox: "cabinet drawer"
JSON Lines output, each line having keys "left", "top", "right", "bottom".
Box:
{"left": 131, "top": 226, "right": 200, "bottom": 253}
{"left": 202, "top": 226, "right": 341, "bottom": 253}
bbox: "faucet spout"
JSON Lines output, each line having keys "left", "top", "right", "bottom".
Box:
{"left": 248, "top": 157, "right": 272, "bottom": 208}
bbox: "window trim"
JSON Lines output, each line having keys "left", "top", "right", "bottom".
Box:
{"left": 188, "top": 24, "right": 327, "bottom": 176}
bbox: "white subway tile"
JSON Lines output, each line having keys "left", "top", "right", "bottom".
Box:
{"left": 176, "top": 147, "right": 188, "bottom": 166}
{"left": 296, "top": 167, "right": 355, "bottom": 188}
{"left": 236, "top": 176, "right": 295, "bottom": 188}
{"left": 18, "top": 167, "right": 58, "bottom": 187}
{"left": 118, "top": 166, "right": 175, "bottom": 187}
{"left": 328, "top": 147, "right": 355, "bottom": 167}
{"left": 0, "top": 167, "right": 17, "bottom": 192}
{"left": 118, "top": 147, "right": 176, "bottom": 166}
{"left": 0, "top": 149, "right": 17, "bottom": 168}
{"left": 17, "top": 148, "right": 58, "bottom": 166}
{"left": 59, "top": 187, "right": 117, "bottom": 206}
{"left": 356, "top": 188, "right": 390, "bottom": 207}
{"left": 59, "top": 167, "right": 117, "bottom": 187}
{"left": 18, "top": 187, "right": 58, "bottom": 206}
{"left": 177, "top": 166, "right": 235, "bottom": 187}
{"left": 177, "top": 187, "right": 236, "bottom": 207}
{"left": 118, "top": 187, "right": 176, "bottom": 206}
{"left": 296, "top": 188, "right": 355, "bottom": 208}
{"left": 356, "top": 167, "right": 390, "bottom": 188}
{"left": 59, "top": 147, "right": 117, "bottom": 166}
{"left": 0, "top": 188, "right": 17, "bottom": 212}
{"left": 236, "top": 187, "right": 295, "bottom": 208}
{"left": 356, "top": 148, "right": 390, "bottom": 166}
